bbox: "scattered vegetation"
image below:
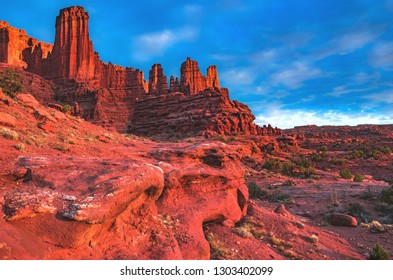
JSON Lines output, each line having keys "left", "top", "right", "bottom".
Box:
{"left": 360, "top": 187, "right": 377, "bottom": 200}
{"left": 347, "top": 203, "right": 366, "bottom": 218}
{"left": 350, "top": 146, "right": 392, "bottom": 160}
{"left": 282, "top": 157, "right": 316, "bottom": 179}
{"left": 0, "top": 127, "right": 19, "bottom": 140}
{"left": 353, "top": 174, "right": 364, "bottom": 182}
{"left": 0, "top": 69, "right": 23, "bottom": 97}
{"left": 216, "top": 136, "right": 227, "bottom": 143}
{"left": 247, "top": 182, "right": 268, "bottom": 199}
{"left": 206, "top": 232, "right": 229, "bottom": 259}
{"left": 340, "top": 168, "right": 352, "bottom": 179}
{"left": 13, "top": 143, "right": 25, "bottom": 151}
{"left": 368, "top": 243, "right": 390, "bottom": 260}
{"left": 331, "top": 190, "right": 340, "bottom": 207}
{"left": 263, "top": 158, "right": 282, "bottom": 172}
{"left": 380, "top": 186, "right": 393, "bottom": 205}
{"left": 63, "top": 104, "right": 72, "bottom": 113}
{"left": 270, "top": 234, "right": 282, "bottom": 246}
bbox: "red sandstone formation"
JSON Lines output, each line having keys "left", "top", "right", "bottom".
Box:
{"left": 179, "top": 57, "right": 221, "bottom": 95}
{"left": 206, "top": 65, "right": 220, "bottom": 89}
{"left": 169, "top": 76, "right": 180, "bottom": 92}
{"left": 0, "top": 21, "right": 52, "bottom": 75}
{"left": 0, "top": 5, "right": 274, "bottom": 136}
{"left": 44, "top": 6, "right": 96, "bottom": 81}
{"left": 148, "top": 64, "right": 168, "bottom": 95}
{"left": 129, "top": 88, "right": 281, "bottom": 138}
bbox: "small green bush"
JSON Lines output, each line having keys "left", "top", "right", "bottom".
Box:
{"left": 381, "top": 146, "right": 392, "bottom": 156}
{"left": 63, "top": 104, "right": 72, "bottom": 113}
{"left": 263, "top": 158, "right": 282, "bottom": 171}
{"left": 380, "top": 186, "right": 393, "bottom": 205}
{"left": 351, "top": 149, "right": 364, "bottom": 159}
{"left": 320, "top": 146, "right": 328, "bottom": 153}
{"left": 369, "top": 243, "right": 390, "bottom": 260}
{"left": 353, "top": 174, "right": 364, "bottom": 182}
{"left": 247, "top": 182, "right": 268, "bottom": 199}
{"left": 340, "top": 168, "right": 352, "bottom": 179}
{"left": 0, "top": 69, "right": 22, "bottom": 97}
{"left": 216, "top": 136, "right": 226, "bottom": 143}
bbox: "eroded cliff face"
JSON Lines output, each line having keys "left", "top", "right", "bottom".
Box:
{"left": 129, "top": 88, "right": 281, "bottom": 138}
{"left": 0, "top": 6, "right": 274, "bottom": 137}
{"left": 0, "top": 21, "right": 52, "bottom": 74}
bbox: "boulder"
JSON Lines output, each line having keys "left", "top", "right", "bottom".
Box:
{"left": 329, "top": 213, "right": 358, "bottom": 227}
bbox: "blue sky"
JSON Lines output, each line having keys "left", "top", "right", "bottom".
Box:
{"left": 1, "top": 0, "right": 393, "bottom": 128}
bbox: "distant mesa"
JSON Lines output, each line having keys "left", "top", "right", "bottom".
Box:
{"left": 0, "top": 6, "right": 280, "bottom": 137}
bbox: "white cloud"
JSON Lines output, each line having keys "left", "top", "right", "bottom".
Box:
{"left": 336, "top": 32, "right": 376, "bottom": 55}
{"left": 132, "top": 27, "right": 198, "bottom": 60}
{"left": 248, "top": 49, "right": 278, "bottom": 64}
{"left": 325, "top": 85, "right": 374, "bottom": 97}
{"left": 311, "top": 30, "right": 380, "bottom": 60}
{"left": 365, "top": 90, "right": 393, "bottom": 104}
{"left": 271, "top": 62, "right": 323, "bottom": 89}
{"left": 255, "top": 108, "right": 393, "bottom": 129}
{"left": 221, "top": 68, "right": 255, "bottom": 85}
{"left": 353, "top": 72, "right": 380, "bottom": 84}
{"left": 369, "top": 41, "right": 393, "bottom": 69}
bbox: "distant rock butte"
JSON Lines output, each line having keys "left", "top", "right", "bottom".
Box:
{"left": 0, "top": 6, "right": 279, "bottom": 136}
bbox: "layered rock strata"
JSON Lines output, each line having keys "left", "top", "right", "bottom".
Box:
{"left": 0, "top": 6, "right": 277, "bottom": 136}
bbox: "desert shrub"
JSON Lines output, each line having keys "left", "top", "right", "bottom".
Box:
{"left": 282, "top": 158, "right": 315, "bottom": 178}
{"left": 282, "top": 160, "right": 296, "bottom": 176}
{"left": 270, "top": 235, "right": 282, "bottom": 246}
{"left": 331, "top": 190, "right": 340, "bottom": 206}
{"left": 320, "top": 145, "right": 328, "bottom": 153}
{"left": 227, "top": 136, "right": 236, "bottom": 142}
{"left": 353, "top": 174, "right": 364, "bottom": 182}
{"left": 340, "top": 168, "right": 352, "bottom": 179}
{"left": 0, "top": 127, "right": 18, "bottom": 139}
{"left": 205, "top": 232, "right": 229, "bottom": 259}
{"left": 380, "top": 186, "right": 393, "bottom": 205}
{"left": 310, "top": 152, "right": 323, "bottom": 162}
{"left": 247, "top": 182, "right": 268, "bottom": 199}
{"left": 63, "top": 104, "right": 72, "bottom": 113}
{"left": 282, "top": 179, "right": 295, "bottom": 186}
{"left": 330, "top": 157, "right": 346, "bottom": 165}
{"left": 380, "top": 146, "right": 392, "bottom": 156}
{"left": 351, "top": 149, "right": 364, "bottom": 159}
{"left": 216, "top": 136, "right": 226, "bottom": 143}
{"left": 0, "top": 69, "right": 22, "bottom": 97}
{"left": 245, "top": 156, "right": 256, "bottom": 163}
{"left": 369, "top": 243, "right": 390, "bottom": 260}
{"left": 263, "top": 158, "right": 282, "bottom": 171}
{"left": 13, "top": 143, "right": 25, "bottom": 151}
{"left": 347, "top": 203, "right": 366, "bottom": 217}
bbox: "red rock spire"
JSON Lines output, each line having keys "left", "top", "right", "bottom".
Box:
{"left": 180, "top": 57, "right": 207, "bottom": 95}
{"left": 46, "top": 6, "right": 96, "bottom": 81}
{"left": 206, "top": 65, "right": 220, "bottom": 89}
{"left": 179, "top": 57, "right": 221, "bottom": 95}
{"left": 148, "top": 64, "right": 168, "bottom": 94}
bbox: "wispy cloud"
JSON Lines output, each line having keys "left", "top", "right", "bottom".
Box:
{"left": 365, "top": 90, "right": 393, "bottom": 103}
{"left": 271, "top": 62, "right": 323, "bottom": 89}
{"left": 325, "top": 85, "right": 374, "bottom": 97}
{"left": 311, "top": 29, "right": 381, "bottom": 60}
{"left": 369, "top": 41, "right": 393, "bottom": 69}
{"left": 132, "top": 27, "right": 199, "bottom": 60}
{"left": 221, "top": 68, "right": 256, "bottom": 85}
